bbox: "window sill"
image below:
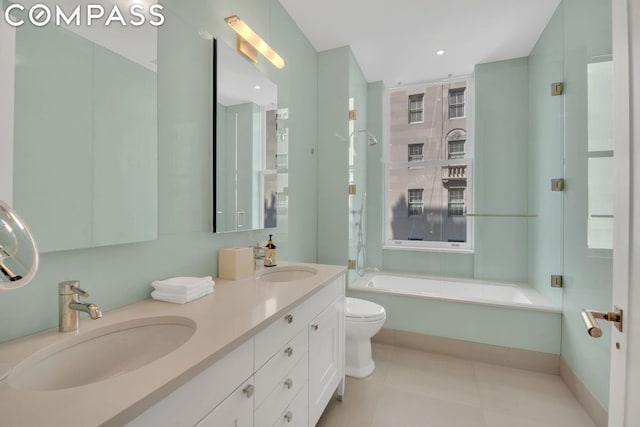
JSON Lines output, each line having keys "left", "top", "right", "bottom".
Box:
{"left": 383, "top": 244, "right": 474, "bottom": 255}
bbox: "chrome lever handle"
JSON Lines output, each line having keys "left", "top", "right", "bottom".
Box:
{"left": 284, "top": 347, "right": 293, "bottom": 357}
{"left": 71, "top": 285, "right": 89, "bottom": 298}
{"left": 58, "top": 280, "right": 89, "bottom": 297}
{"left": 284, "top": 314, "right": 293, "bottom": 324}
{"left": 581, "top": 306, "right": 623, "bottom": 338}
{"left": 284, "top": 411, "right": 293, "bottom": 423}
{"left": 284, "top": 378, "right": 293, "bottom": 389}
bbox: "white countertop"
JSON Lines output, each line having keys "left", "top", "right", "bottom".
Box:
{"left": 0, "top": 263, "right": 346, "bottom": 427}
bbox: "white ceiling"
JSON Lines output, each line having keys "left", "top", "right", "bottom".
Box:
{"left": 278, "top": 0, "right": 561, "bottom": 86}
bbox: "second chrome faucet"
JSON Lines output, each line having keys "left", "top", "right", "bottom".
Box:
{"left": 58, "top": 280, "right": 102, "bottom": 332}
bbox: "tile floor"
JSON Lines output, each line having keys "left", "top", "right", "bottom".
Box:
{"left": 317, "top": 343, "right": 596, "bottom": 427}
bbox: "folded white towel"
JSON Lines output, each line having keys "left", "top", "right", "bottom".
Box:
{"left": 153, "top": 281, "right": 213, "bottom": 297}
{"left": 152, "top": 276, "right": 214, "bottom": 291}
{"left": 151, "top": 286, "right": 213, "bottom": 304}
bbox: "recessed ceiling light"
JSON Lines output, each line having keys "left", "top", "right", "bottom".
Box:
{"left": 436, "top": 50, "right": 445, "bottom": 56}
{"left": 254, "top": 85, "right": 261, "bottom": 90}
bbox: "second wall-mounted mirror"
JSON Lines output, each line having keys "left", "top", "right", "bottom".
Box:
{"left": 214, "top": 39, "right": 279, "bottom": 233}
{"left": 9, "top": 3, "right": 158, "bottom": 252}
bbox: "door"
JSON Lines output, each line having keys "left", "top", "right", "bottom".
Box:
{"left": 608, "top": 0, "right": 638, "bottom": 425}
{"left": 561, "top": 0, "right": 615, "bottom": 414}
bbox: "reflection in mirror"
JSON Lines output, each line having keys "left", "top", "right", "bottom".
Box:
{"left": 10, "top": 2, "right": 158, "bottom": 252}
{"left": 215, "top": 39, "right": 279, "bottom": 233}
{"left": 587, "top": 58, "right": 614, "bottom": 249}
{"left": 0, "top": 200, "right": 39, "bottom": 291}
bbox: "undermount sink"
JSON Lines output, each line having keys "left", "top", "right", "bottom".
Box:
{"left": 8, "top": 316, "right": 196, "bottom": 391}
{"left": 257, "top": 265, "right": 318, "bottom": 282}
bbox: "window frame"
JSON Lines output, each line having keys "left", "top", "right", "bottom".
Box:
{"left": 448, "top": 88, "right": 466, "bottom": 119}
{"left": 407, "top": 188, "right": 424, "bottom": 217}
{"left": 408, "top": 143, "right": 424, "bottom": 162}
{"left": 448, "top": 139, "right": 465, "bottom": 160}
{"left": 447, "top": 187, "right": 465, "bottom": 217}
{"left": 384, "top": 77, "right": 474, "bottom": 253}
{"left": 408, "top": 93, "right": 425, "bottom": 124}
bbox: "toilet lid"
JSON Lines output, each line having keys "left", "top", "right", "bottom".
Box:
{"left": 345, "top": 297, "right": 386, "bottom": 321}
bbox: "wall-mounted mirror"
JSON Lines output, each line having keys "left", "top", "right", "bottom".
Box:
{"left": 0, "top": 200, "right": 39, "bottom": 291}
{"left": 214, "top": 39, "right": 279, "bottom": 233}
{"left": 8, "top": 2, "right": 158, "bottom": 252}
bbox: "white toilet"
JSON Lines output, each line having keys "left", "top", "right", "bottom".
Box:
{"left": 344, "top": 297, "right": 386, "bottom": 378}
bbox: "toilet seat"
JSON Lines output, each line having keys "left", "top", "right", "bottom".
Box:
{"left": 345, "top": 297, "right": 386, "bottom": 322}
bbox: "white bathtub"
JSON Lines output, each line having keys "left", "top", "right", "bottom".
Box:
{"left": 352, "top": 272, "right": 560, "bottom": 313}
{"left": 348, "top": 271, "right": 562, "bottom": 354}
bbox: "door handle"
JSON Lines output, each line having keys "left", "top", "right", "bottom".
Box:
{"left": 581, "top": 306, "right": 623, "bottom": 338}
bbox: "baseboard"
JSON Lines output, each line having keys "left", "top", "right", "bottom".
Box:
{"left": 560, "top": 357, "right": 608, "bottom": 427}
{"left": 373, "top": 327, "right": 560, "bottom": 375}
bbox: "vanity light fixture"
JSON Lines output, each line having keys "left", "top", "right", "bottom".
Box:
{"left": 224, "top": 15, "right": 286, "bottom": 69}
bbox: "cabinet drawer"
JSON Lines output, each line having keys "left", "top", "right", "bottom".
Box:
{"left": 195, "top": 378, "right": 254, "bottom": 427}
{"left": 254, "top": 276, "right": 344, "bottom": 369}
{"left": 272, "top": 385, "right": 308, "bottom": 427}
{"left": 127, "top": 339, "right": 253, "bottom": 427}
{"left": 255, "top": 328, "right": 308, "bottom": 407}
{"left": 255, "top": 353, "right": 308, "bottom": 427}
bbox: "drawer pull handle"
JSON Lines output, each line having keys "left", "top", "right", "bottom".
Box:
{"left": 284, "top": 411, "right": 293, "bottom": 423}
{"left": 284, "top": 314, "right": 293, "bottom": 324}
{"left": 311, "top": 323, "right": 319, "bottom": 331}
{"left": 284, "top": 378, "right": 293, "bottom": 389}
{"left": 242, "top": 384, "right": 254, "bottom": 398}
{"left": 284, "top": 346, "right": 293, "bottom": 357}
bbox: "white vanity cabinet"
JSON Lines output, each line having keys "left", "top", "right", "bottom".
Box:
{"left": 254, "top": 274, "right": 344, "bottom": 427}
{"left": 127, "top": 339, "right": 255, "bottom": 427}
{"left": 128, "top": 273, "right": 345, "bottom": 427}
{"left": 309, "top": 296, "right": 344, "bottom": 426}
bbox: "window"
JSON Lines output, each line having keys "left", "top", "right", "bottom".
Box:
{"left": 408, "top": 189, "right": 424, "bottom": 217}
{"left": 449, "top": 88, "right": 465, "bottom": 118}
{"left": 408, "top": 94, "right": 424, "bottom": 123}
{"left": 448, "top": 140, "right": 465, "bottom": 159}
{"left": 448, "top": 188, "right": 465, "bottom": 216}
{"left": 386, "top": 78, "right": 473, "bottom": 251}
{"left": 408, "top": 144, "right": 424, "bottom": 161}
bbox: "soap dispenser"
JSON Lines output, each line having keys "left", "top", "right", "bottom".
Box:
{"left": 264, "top": 235, "right": 277, "bottom": 267}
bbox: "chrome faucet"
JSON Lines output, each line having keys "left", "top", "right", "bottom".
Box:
{"left": 58, "top": 280, "right": 102, "bottom": 332}
{"left": 253, "top": 243, "right": 274, "bottom": 265}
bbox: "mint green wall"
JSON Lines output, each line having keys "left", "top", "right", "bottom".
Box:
{"left": 365, "top": 81, "right": 384, "bottom": 270}
{"left": 316, "top": 46, "right": 371, "bottom": 278}
{"left": 1, "top": 0, "right": 318, "bottom": 343}
{"left": 561, "top": 0, "right": 612, "bottom": 407}
{"left": 317, "top": 47, "right": 350, "bottom": 266}
{"left": 474, "top": 58, "right": 530, "bottom": 283}
{"left": 348, "top": 49, "right": 368, "bottom": 283}
{"left": 527, "top": 4, "right": 564, "bottom": 308}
